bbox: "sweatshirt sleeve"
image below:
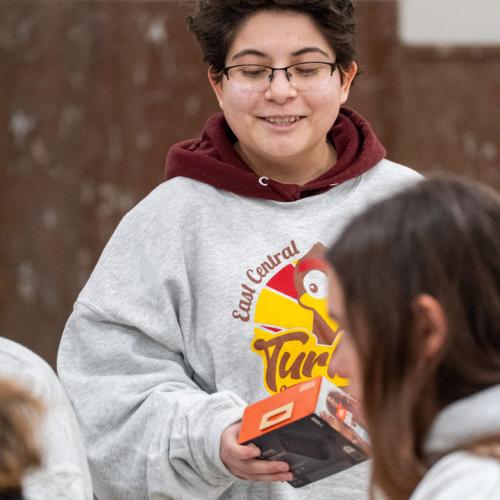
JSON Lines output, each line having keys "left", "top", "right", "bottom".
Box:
{"left": 57, "top": 195, "right": 246, "bottom": 500}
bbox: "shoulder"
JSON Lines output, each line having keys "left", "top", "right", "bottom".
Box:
{"left": 118, "top": 177, "right": 223, "bottom": 232}
{"left": 134, "top": 177, "right": 222, "bottom": 211}
{"left": 0, "top": 337, "right": 61, "bottom": 402}
{"left": 104, "top": 177, "right": 239, "bottom": 258}
{"left": 343, "top": 159, "right": 423, "bottom": 211}
{"left": 77, "top": 178, "right": 224, "bottom": 299}
{"left": 362, "top": 158, "right": 423, "bottom": 185}
{"left": 411, "top": 451, "right": 500, "bottom": 500}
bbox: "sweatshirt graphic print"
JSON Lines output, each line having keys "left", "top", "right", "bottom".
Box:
{"left": 233, "top": 239, "right": 345, "bottom": 395}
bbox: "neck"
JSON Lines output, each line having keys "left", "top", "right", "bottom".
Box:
{"left": 235, "top": 140, "right": 337, "bottom": 186}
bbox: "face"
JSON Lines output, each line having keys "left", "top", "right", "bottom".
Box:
{"left": 209, "top": 10, "right": 357, "bottom": 169}
{"left": 328, "top": 267, "right": 363, "bottom": 403}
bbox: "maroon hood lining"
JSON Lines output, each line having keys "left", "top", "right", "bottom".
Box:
{"left": 165, "top": 107, "right": 386, "bottom": 202}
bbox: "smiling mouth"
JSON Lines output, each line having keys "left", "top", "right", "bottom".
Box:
{"left": 260, "top": 115, "right": 304, "bottom": 126}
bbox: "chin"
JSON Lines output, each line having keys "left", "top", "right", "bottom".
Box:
{"left": 259, "top": 140, "right": 306, "bottom": 158}
{"left": 265, "top": 148, "right": 303, "bottom": 161}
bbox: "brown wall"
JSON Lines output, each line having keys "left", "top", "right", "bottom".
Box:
{"left": 1, "top": 0, "right": 499, "bottom": 367}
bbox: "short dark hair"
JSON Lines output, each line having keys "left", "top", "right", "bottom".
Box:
{"left": 326, "top": 175, "right": 500, "bottom": 500}
{"left": 187, "top": 0, "right": 356, "bottom": 83}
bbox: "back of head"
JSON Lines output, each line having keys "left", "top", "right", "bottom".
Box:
{"left": 187, "top": 0, "right": 356, "bottom": 83}
{"left": 326, "top": 175, "right": 500, "bottom": 498}
{"left": 0, "top": 380, "right": 42, "bottom": 498}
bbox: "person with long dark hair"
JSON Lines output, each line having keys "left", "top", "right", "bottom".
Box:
{"left": 327, "top": 176, "right": 500, "bottom": 499}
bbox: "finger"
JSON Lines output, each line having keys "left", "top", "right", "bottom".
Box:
{"left": 235, "top": 470, "right": 294, "bottom": 482}
{"left": 233, "top": 458, "right": 290, "bottom": 476}
{"left": 248, "top": 471, "right": 294, "bottom": 482}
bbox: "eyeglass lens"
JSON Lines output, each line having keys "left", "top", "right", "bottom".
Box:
{"left": 226, "top": 62, "right": 335, "bottom": 91}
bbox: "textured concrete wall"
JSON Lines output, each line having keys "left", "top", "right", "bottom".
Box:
{"left": 1, "top": 0, "right": 499, "bottom": 367}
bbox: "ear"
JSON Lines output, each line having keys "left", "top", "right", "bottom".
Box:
{"left": 411, "top": 294, "right": 448, "bottom": 360}
{"left": 208, "top": 69, "right": 224, "bottom": 110}
{"left": 339, "top": 61, "right": 357, "bottom": 105}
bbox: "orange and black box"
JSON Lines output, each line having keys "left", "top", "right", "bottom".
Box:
{"left": 238, "top": 377, "right": 370, "bottom": 488}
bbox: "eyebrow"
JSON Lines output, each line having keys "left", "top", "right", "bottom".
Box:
{"left": 292, "top": 47, "right": 330, "bottom": 58}
{"left": 231, "top": 49, "right": 267, "bottom": 61}
{"left": 230, "top": 46, "right": 331, "bottom": 61}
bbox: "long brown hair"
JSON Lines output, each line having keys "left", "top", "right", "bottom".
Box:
{"left": 326, "top": 176, "right": 500, "bottom": 499}
{"left": 0, "top": 379, "right": 42, "bottom": 496}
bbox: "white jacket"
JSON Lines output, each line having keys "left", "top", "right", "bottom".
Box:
{"left": 411, "top": 385, "right": 500, "bottom": 499}
{"left": 0, "top": 337, "right": 93, "bottom": 500}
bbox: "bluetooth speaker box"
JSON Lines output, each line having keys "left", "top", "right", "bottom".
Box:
{"left": 238, "top": 377, "right": 370, "bottom": 488}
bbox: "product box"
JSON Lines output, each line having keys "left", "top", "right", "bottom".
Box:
{"left": 238, "top": 377, "right": 370, "bottom": 488}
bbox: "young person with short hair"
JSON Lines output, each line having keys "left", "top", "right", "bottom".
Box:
{"left": 58, "top": 1, "right": 421, "bottom": 498}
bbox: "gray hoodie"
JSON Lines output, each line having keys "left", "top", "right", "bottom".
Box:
{"left": 58, "top": 155, "right": 421, "bottom": 500}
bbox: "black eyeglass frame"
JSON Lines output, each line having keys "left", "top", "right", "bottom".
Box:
{"left": 222, "top": 61, "right": 338, "bottom": 83}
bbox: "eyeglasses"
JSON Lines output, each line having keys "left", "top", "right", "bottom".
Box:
{"left": 222, "top": 61, "right": 338, "bottom": 91}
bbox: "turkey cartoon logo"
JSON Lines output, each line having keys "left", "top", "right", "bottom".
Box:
{"left": 294, "top": 243, "right": 339, "bottom": 346}
{"left": 251, "top": 242, "right": 348, "bottom": 394}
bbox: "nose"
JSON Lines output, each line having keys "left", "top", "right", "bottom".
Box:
{"left": 327, "top": 331, "right": 351, "bottom": 381}
{"left": 264, "top": 69, "right": 298, "bottom": 102}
